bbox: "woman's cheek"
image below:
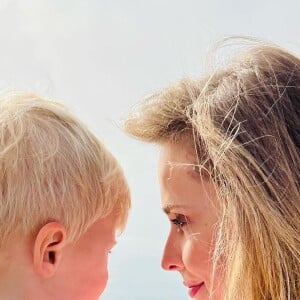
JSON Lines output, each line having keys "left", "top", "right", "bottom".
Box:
{"left": 183, "top": 235, "right": 211, "bottom": 276}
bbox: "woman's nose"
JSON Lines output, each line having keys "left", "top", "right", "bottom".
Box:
{"left": 161, "top": 235, "right": 184, "bottom": 271}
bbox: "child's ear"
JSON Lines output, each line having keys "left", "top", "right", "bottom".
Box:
{"left": 33, "top": 222, "right": 67, "bottom": 278}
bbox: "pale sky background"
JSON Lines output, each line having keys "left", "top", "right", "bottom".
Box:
{"left": 1, "top": 1, "right": 300, "bottom": 299}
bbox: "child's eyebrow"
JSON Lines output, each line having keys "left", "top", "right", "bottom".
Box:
{"left": 110, "top": 238, "right": 117, "bottom": 247}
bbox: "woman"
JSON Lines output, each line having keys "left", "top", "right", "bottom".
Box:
{"left": 125, "top": 41, "right": 300, "bottom": 299}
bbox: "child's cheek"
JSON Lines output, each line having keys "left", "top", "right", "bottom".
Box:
{"left": 83, "top": 268, "right": 108, "bottom": 299}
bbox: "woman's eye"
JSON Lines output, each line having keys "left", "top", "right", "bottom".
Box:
{"left": 170, "top": 214, "right": 188, "bottom": 230}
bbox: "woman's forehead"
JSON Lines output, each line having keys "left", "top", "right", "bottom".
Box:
{"left": 159, "top": 141, "right": 197, "bottom": 164}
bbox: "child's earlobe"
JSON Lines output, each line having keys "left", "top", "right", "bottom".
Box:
{"left": 33, "top": 222, "right": 67, "bottom": 278}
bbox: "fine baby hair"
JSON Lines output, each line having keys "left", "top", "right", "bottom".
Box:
{"left": 0, "top": 92, "right": 130, "bottom": 244}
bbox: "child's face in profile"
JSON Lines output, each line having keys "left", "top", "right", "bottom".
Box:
{"left": 158, "top": 142, "right": 223, "bottom": 300}
{"left": 54, "top": 213, "right": 117, "bottom": 300}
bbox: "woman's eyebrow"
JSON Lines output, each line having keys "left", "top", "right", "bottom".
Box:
{"left": 162, "top": 204, "right": 190, "bottom": 214}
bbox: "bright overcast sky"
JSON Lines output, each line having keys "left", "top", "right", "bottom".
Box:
{"left": 1, "top": 1, "right": 300, "bottom": 299}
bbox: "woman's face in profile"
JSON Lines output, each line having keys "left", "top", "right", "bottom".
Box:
{"left": 158, "top": 142, "right": 223, "bottom": 300}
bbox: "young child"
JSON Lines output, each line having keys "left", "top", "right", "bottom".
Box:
{"left": 0, "top": 92, "right": 130, "bottom": 300}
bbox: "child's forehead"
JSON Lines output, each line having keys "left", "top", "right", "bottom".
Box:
{"left": 73, "top": 214, "right": 117, "bottom": 249}
{"left": 88, "top": 213, "right": 119, "bottom": 236}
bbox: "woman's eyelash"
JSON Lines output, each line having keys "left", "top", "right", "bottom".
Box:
{"left": 170, "top": 215, "right": 188, "bottom": 229}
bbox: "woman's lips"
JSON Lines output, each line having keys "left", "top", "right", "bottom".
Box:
{"left": 187, "top": 282, "right": 204, "bottom": 298}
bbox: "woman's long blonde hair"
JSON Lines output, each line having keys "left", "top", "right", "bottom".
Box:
{"left": 125, "top": 41, "right": 300, "bottom": 299}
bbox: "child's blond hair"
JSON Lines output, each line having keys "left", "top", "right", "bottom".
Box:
{"left": 0, "top": 92, "right": 130, "bottom": 245}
